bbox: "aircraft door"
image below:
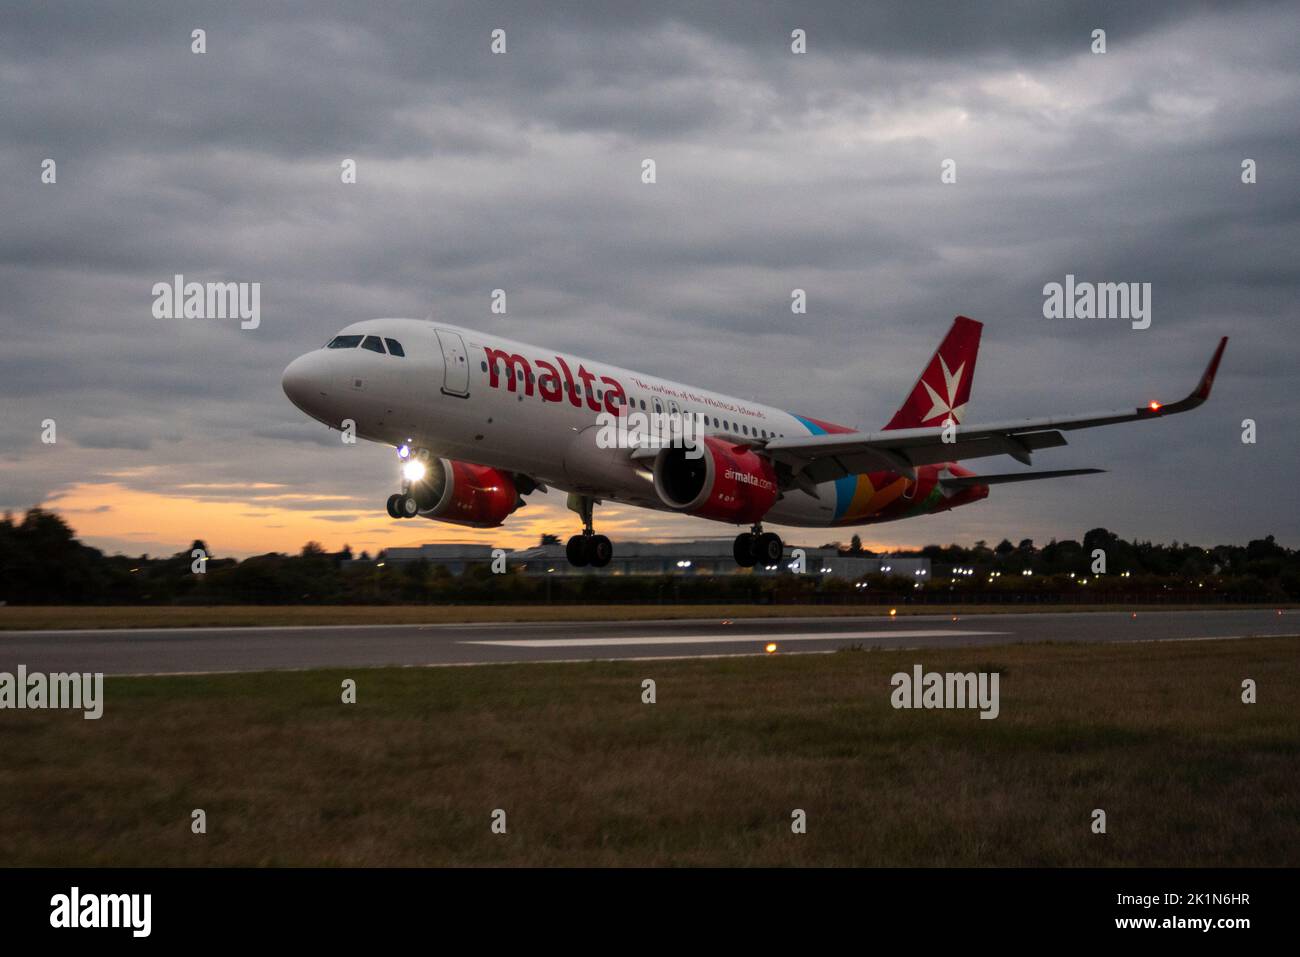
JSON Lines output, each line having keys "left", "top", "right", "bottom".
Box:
{"left": 437, "top": 329, "right": 470, "bottom": 397}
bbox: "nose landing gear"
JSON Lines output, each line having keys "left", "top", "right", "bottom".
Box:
{"left": 386, "top": 492, "right": 419, "bottom": 519}
{"left": 734, "top": 525, "right": 783, "bottom": 567}
{"left": 387, "top": 446, "right": 428, "bottom": 519}
{"left": 565, "top": 494, "right": 613, "bottom": 568}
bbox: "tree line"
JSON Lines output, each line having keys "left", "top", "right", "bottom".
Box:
{"left": 1, "top": 508, "right": 1296, "bottom": 605}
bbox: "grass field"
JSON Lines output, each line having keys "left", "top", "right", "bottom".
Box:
{"left": 0, "top": 636, "right": 1296, "bottom": 866}
{"left": 1, "top": 602, "right": 1288, "bottom": 630}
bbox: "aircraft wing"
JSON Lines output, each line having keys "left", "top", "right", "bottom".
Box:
{"left": 762, "top": 337, "right": 1227, "bottom": 485}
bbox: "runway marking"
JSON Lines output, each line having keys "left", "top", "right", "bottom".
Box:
{"left": 462, "top": 628, "right": 1007, "bottom": 648}
{"left": 2, "top": 609, "right": 1289, "bottom": 637}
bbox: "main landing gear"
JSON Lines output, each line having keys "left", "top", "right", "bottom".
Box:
{"left": 565, "top": 494, "right": 613, "bottom": 568}
{"left": 734, "top": 524, "right": 783, "bottom": 568}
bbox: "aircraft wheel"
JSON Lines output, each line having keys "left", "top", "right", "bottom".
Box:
{"left": 399, "top": 494, "right": 420, "bottom": 518}
{"left": 733, "top": 532, "right": 756, "bottom": 567}
{"left": 386, "top": 493, "right": 402, "bottom": 518}
{"left": 589, "top": 535, "right": 613, "bottom": 568}
{"left": 566, "top": 534, "right": 590, "bottom": 567}
{"left": 756, "top": 532, "right": 784, "bottom": 565}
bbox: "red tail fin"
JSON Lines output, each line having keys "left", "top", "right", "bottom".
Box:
{"left": 883, "top": 316, "right": 982, "bottom": 430}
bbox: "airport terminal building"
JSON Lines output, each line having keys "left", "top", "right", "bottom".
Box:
{"left": 377, "top": 540, "right": 930, "bottom": 581}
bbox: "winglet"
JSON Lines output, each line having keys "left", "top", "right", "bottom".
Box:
{"left": 1143, "top": 337, "right": 1228, "bottom": 416}
{"left": 1193, "top": 336, "right": 1229, "bottom": 402}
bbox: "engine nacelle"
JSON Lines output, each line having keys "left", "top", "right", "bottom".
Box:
{"left": 412, "top": 458, "right": 519, "bottom": 528}
{"left": 652, "top": 437, "right": 778, "bottom": 524}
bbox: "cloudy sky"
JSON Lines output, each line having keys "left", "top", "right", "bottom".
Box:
{"left": 2, "top": 0, "right": 1297, "bottom": 559}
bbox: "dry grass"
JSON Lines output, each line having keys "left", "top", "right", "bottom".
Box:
{"left": 1, "top": 602, "right": 1286, "bottom": 630}
{"left": 0, "top": 637, "right": 1296, "bottom": 866}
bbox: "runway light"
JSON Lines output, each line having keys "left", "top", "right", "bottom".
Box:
{"left": 889, "top": 608, "right": 897, "bottom": 617}
{"left": 764, "top": 642, "right": 778, "bottom": 654}
{"left": 402, "top": 459, "right": 426, "bottom": 482}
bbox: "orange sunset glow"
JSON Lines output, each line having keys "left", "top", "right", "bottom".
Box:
{"left": 36, "top": 481, "right": 907, "bottom": 559}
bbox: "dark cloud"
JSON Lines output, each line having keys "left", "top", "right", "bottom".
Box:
{"left": 1, "top": 1, "right": 1297, "bottom": 554}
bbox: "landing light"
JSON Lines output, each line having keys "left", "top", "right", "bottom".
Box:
{"left": 398, "top": 444, "right": 411, "bottom": 459}
{"left": 402, "top": 460, "right": 426, "bottom": 483}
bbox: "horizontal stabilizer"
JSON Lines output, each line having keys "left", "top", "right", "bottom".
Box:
{"left": 939, "top": 468, "right": 1105, "bottom": 489}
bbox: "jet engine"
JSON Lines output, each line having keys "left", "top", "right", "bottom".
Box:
{"left": 652, "top": 437, "right": 778, "bottom": 524}
{"left": 410, "top": 458, "right": 519, "bottom": 528}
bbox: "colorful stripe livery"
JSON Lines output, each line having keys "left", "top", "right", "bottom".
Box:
{"left": 789, "top": 417, "right": 988, "bottom": 525}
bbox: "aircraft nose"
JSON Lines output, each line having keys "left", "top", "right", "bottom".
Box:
{"left": 281, "top": 352, "right": 328, "bottom": 413}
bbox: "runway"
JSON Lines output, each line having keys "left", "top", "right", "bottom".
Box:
{"left": 0, "top": 609, "right": 1294, "bottom": 676}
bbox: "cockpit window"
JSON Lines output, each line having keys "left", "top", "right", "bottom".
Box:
{"left": 360, "top": 335, "right": 386, "bottom": 354}
{"left": 384, "top": 338, "right": 405, "bottom": 357}
{"left": 327, "top": 335, "right": 363, "bottom": 349}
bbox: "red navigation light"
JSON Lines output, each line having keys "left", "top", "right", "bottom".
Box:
{"left": 1148, "top": 400, "right": 1162, "bottom": 411}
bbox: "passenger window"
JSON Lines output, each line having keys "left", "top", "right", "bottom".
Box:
{"left": 385, "top": 338, "right": 405, "bottom": 357}
{"left": 327, "top": 335, "right": 363, "bottom": 349}
{"left": 361, "top": 335, "right": 385, "bottom": 354}
{"left": 481, "top": 361, "right": 487, "bottom": 372}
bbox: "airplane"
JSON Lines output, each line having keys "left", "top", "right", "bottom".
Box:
{"left": 282, "top": 316, "right": 1227, "bottom": 568}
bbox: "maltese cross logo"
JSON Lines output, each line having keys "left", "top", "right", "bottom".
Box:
{"left": 921, "top": 355, "right": 966, "bottom": 424}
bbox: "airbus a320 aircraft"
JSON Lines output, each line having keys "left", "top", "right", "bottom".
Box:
{"left": 282, "top": 317, "right": 1227, "bottom": 568}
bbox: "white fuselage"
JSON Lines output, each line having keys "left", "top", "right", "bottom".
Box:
{"left": 281, "top": 318, "right": 847, "bottom": 527}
